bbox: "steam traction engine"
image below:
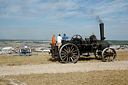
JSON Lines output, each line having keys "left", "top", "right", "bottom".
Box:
{"left": 50, "top": 23, "right": 117, "bottom": 63}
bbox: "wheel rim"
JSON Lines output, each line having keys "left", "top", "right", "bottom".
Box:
{"left": 59, "top": 43, "right": 80, "bottom": 63}
{"left": 102, "top": 48, "right": 117, "bottom": 62}
{"left": 94, "top": 50, "right": 102, "bottom": 59}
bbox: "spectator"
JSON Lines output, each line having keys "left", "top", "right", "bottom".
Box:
{"left": 51, "top": 34, "right": 56, "bottom": 58}
{"left": 57, "top": 34, "right": 62, "bottom": 49}
{"left": 62, "top": 34, "right": 71, "bottom": 41}
{"left": 52, "top": 34, "right": 56, "bottom": 44}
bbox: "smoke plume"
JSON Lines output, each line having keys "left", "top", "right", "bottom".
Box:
{"left": 79, "top": 7, "right": 103, "bottom": 24}
{"left": 96, "top": 15, "right": 103, "bottom": 24}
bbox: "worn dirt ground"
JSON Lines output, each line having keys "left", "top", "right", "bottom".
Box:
{"left": 0, "top": 51, "right": 128, "bottom": 85}
{"left": 0, "top": 60, "right": 128, "bottom": 76}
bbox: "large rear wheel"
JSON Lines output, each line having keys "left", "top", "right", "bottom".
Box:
{"left": 59, "top": 43, "right": 80, "bottom": 63}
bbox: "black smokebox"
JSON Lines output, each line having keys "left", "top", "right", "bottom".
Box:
{"left": 99, "top": 23, "right": 105, "bottom": 41}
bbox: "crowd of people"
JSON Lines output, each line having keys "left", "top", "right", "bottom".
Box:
{"left": 52, "top": 34, "right": 71, "bottom": 49}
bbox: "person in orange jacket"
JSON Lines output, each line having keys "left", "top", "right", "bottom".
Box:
{"left": 52, "top": 34, "right": 56, "bottom": 44}
{"left": 51, "top": 34, "right": 56, "bottom": 58}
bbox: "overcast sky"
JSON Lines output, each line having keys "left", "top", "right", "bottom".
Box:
{"left": 0, "top": 0, "right": 128, "bottom": 40}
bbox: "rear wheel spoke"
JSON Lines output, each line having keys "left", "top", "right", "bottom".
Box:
{"left": 62, "top": 57, "right": 67, "bottom": 61}
{"left": 70, "top": 57, "right": 74, "bottom": 61}
{"left": 66, "top": 57, "right": 68, "bottom": 62}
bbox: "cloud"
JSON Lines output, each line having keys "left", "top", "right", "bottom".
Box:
{"left": 0, "top": 0, "right": 127, "bottom": 24}
{"left": 0, "top": 0, "right": 127, "bottom": 20}
{"left": 0, "top": 0, "right": 79, "bottom": 18}
{"left": 50, "top": 20, "right": 58, "bottom": 23}
{"left": 120, "top": 22, "right": 128, "bottom": 24}
{"left": 0, "top": 0, "right": 128, "bottom": 40}
{"left": 103, "top": 18, "right": 116, "bottom": 23}
{"left": 93, "top": 0, "right": 128, "bottom": 15}
{"left": 76, "top": 0, "right": 128, "bottom": 23}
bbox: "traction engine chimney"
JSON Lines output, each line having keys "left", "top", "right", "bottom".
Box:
{"left": 99, "top": 23, "right": 105, "bottom": 41}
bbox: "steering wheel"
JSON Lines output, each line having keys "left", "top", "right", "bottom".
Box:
{"left": 71, "top": 35, "right": 83, "bottom": 44}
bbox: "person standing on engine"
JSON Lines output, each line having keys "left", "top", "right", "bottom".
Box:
{"left": 57, "top": 34, "right": 62, "bottom": 49}
{"left": 62, "top": 34, "right": 69, "bottom": 40}
{"left": 52, "top": 34, "right": 56, "bottom": 44}
{"left": 51, "top": 34, "right": 56, "bottom": 58}
{"left": 62, "top": 34, "right": 71, "bottom": 43}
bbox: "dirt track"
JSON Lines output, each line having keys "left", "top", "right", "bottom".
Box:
{"left": 0, "top": 61, "right": 128, "bottom": 76}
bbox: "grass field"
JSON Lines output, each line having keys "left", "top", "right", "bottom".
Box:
{"left": 0, "top": 51, "right": 128, "bottom": 66}
{"left": 0, "top": 70, "right": 128, "bottom": 85}
{"left": 0, "top": 50, "right": 128, "bottom": 85}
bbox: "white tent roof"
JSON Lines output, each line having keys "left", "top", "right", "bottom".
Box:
{"left": 2, "top": 47, "right": 14, "bottom": 50}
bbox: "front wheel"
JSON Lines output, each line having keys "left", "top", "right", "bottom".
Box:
{"left": 94, "top": 50, "right": 102, "bottom": 60}
{"left": 102, "top": 48, "right": 117, "bottom": 62}
{"left": 59, "top": 43, "right": 80, "bottom": 63}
